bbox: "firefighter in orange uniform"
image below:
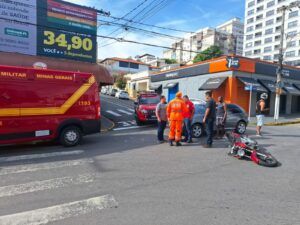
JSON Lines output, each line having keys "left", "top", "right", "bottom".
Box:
{"left": 167, "top": 92, "right": 188, "bottom": 146}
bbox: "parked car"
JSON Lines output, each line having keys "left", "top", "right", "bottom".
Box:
{"left": 191, "top": 101, "right": 248, "bottom": 138}
{"left": 109, "top": 88, "right": 118, "bottom": 97}
{"left": 134, "top": 92, "right": 160, "bottom": 126}
{"left": 116, "top": 90, "right": 129, "bottom": 100}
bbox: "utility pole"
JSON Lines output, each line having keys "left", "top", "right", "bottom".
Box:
{"left": 274, "top": 1, "right": 300, "bottom": 122}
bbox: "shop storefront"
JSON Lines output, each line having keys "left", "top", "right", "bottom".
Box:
{"left": 150, "top": 56, "right": 300, "bottom": 116}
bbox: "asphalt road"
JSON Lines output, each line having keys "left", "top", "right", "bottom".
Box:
{"left": 0, "top": 124, "right": 299, "bottom": 225}
{"left": 100, "top": 94, "right": 137, "bottom": 130}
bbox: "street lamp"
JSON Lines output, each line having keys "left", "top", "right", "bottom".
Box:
{"left": 274, "top": 1, "right": 300, "bottom": 122}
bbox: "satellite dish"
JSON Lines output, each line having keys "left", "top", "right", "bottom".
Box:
{"left": 33, "top": 62, "right": 47, "bottom": 69}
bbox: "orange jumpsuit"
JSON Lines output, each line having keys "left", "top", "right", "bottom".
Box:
{"left": 167, "top": 98, "right": 188, "bottom": 142}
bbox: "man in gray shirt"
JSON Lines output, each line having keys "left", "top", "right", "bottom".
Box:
{"left": 156, "top": 95, "right": 167, "bottom": 143}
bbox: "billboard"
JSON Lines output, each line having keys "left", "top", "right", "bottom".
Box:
{"left": 0, "top": 0, "right": 97, "bottom": 63}
{"left": 0, "top": 0, "right": 37, "bottom": 55}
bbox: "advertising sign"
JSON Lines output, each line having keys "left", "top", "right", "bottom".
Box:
{"left": 0, "top": 0, "right": 37, "bottom": 55}
{"left": 0, "top": 0, "right": 97, "bottom": 63}
{"left": 37, "top": 0, "right": 97, "bottom": 63}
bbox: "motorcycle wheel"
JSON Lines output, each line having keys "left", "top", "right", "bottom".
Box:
{"left": 256, "top": 152, "right": 278, "bottom": 167}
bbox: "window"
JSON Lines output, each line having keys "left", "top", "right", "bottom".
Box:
{"left": 256, "top": 14, "right": 263, "bottom": 20}
{"left": 119, "top": 61, "right": 129, "bottom": 68}
{"left": 256, "top": 23, "right": 263, "bottom": 29}
{"left": 130, "top": 63, "right": 139, "bottom": 69}
{"left": 255, "top": 32, "right": 262, "bottom": 37}
{"left": 257, "top": 6, "right": 264, "bottom": 12}
{"left": 265, "top": 37, "right": 273, "bottom": 43}
{"left": 275, "top": 35, "right": 281, "bottom": 41}
{"left": 267, "top": 1, "right": 275, "bottom": 7}
{"left": 227, "top": 104, "right": 244, "bottom": 114}
{"left": 264, "top": 46, "right": 272, "bottom": 52}
{"left": 263, "top": 55, "right": 272, "bottom": 60}
{"left": 286, "top": 51, "right": 295, "bottom": 57}
{"left": 274, "top": 44, "right": 280, "bottom": 50}
{"left": 276, "top": 16, "right": 282, "bottom": 22}
{"left": 247, "top": 18, "right": 254, "bottom": 24}
{"left": 246, "top": 26, "right": 254, "bottom": 32}
{"left": 248, "top": 1, "right": 255, "bottom": 7}
{"left": 288, "top": 21, "right": 298, "bottom": 28}
{"left": 254, "top": 49, "right": 261, "bottom": 54}
{"left": 245, "top": 50, "right": 252, "bottom": 56}
{"left": 274, "top": 54, "right": 279, "bottom": 60}
{"left": 257, "top": 0, "right": 263, "bottom": 3}
{"left": 275, "top": 26, "right": 281, "bottom": 32}
{"left": 246, "top": 42, "right": 253, "bottom": 48}
{"left": 246, "top": 34, "right": 253, "bottom": 40}
{"left": 287, "top": 41, "right": 296, "bottom": 48}
{"left": 265, "top": 28, "right": 273, "bottom": 35}
{"left": 248, "top": 9, "right": 255, "bottom": 15}
{"left": 287, "top": 31, "right": 297, "bottom": 38}
{"left": 255, "top": 40, "right": 262, "bottom": 46}
{"left": 289, "top": 11, "right": 298, "bottom": 18}
{"left": 278, "top": 0, "right": 286, "bottom": 3}
{"left": 266, "top": 19, "right": 274, "bottom": 26}
{"left": 266, "top": 10, "right": 274, "bottom": 17}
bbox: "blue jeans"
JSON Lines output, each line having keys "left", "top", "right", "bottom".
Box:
{"left": 183, "top": 118, "right": 192, "bottom": 141}
{"left": 157, "top": 121, "right": 167, "bottom": 141}
{"left": 205, "top": 118, "right": 215, "bottom": 146}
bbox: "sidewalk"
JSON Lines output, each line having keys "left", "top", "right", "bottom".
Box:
{"left": 249, "top": 113, "right": 300, "bottom": 126}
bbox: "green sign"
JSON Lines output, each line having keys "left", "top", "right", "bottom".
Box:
{"left": 37, "top": 0, "right": 97, "bottom": 63}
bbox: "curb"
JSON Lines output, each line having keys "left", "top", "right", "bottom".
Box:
{"left": 101, "top": 116, "right": 115, "bottom": 132}
{"left": 265, "top": 120, "right": 300, "bottom": 126}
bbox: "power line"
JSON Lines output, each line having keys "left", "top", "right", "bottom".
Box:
{"left": 0, "top": 16, "right": 202, "bottom": 55}
{"left": 98, "top": 19, "right": 182, "bottom": 40}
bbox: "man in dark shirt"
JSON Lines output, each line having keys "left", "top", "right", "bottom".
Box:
{"left": 203, "top": 91, "right": 216, "bottom": 148}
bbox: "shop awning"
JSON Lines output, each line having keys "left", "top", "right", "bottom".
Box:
{"left": 283, "top": 83, "right": 300, "bottom": 95}
{"left": 198, "top": 77, "right": 227, "bottom": 90}
{"left": 258, "top": 79, "right": 277, "bottom": 93}
{"left": 149, "top": 83, "right": 162, "bottom": 90}
{"left": 164, "top": 82, "right": 178, "bottom": 89}
{"left": 237, "top": 77, "right": 267, "bottom": 92}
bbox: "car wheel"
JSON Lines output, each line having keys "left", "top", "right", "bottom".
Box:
{"left": 236, "top": 121, "right": 247, "bottom": 134}
{"left": 192, "top": 123, "right": 204, "bottom": 138}
{"left": 60, "top": 126, "right": 82, "bottom": 147}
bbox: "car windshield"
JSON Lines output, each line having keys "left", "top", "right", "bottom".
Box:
{"left": 139, "top": 97, "right": 160, "bottom": 105}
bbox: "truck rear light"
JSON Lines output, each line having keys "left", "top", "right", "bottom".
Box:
{"left": 97, "top": 106, "right": 101, "bottom": 118}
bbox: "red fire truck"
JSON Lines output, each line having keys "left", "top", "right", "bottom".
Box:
{"left": 0, "top": 65, "right": 101, "bottom": 147}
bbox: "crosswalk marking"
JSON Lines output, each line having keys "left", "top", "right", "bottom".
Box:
{"left": 0, "top": 150, "right": 84, "bottom": 163}
{"left": 0, "top": 158, "right": 94, "bottom": 176}
{"left": 106, "top": 110, "right": 121, "bottom": 117}
{"left": 128, "top": 108, "right": 135, "bottom": 112}
{"left": 117, "top": 109, "right": 133, "bottom": 115}
{"left": 0, "top": 194, "right": 118, "bottom": 225}
{"left": 0, "top": 174, "right": 94, "bottom": 198}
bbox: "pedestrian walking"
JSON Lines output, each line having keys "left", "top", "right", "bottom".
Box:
{"left": 167, "top": 92, "right": 188, "bottom": 147}
{"left": 182, "top": 95, "right": 195, "bottom": 143}
{"left": 156, "top": 95, "right": 168, "bottom": 143}
{"left": 256, "top": 93, "right": 268, "bottom": 137}
{"left": 203, "top": 91, "right": 216, "bottom": 148}
{"left": 216, "top": 96, "right": 227, "bottom": 139}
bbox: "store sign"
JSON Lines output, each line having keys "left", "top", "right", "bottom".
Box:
{"left": 0, "top": 0, "right": 97, "bottom": 63}
{"left": 226, "top": 57, "right": 240, "bottom": 69}
{"left": 0, "top": 0, "right": 37, "bottom": 55}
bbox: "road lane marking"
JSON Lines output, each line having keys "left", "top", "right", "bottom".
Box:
{"left": 0, "top": 150, "right": 84, "bottom": 163}
{"left": 0, "top": 159, "right": 94, "bottom": 176}
{"left": 106, "top": 110, "right": 122, "bottom": 117}
{"left": 102, "top": 98, "right": 134, "bottom": 111}
{"left": 113, "top": 126, "right": 141, "bottom": 131}
{"left": 117, "top": 109, "right": 133, "bottom": 115}
{"left": 127, "top": 108, "right": 135, "bottom": 112}
{"left": 0, "top": 194, "right": 118, "bottom": 225}
{"left": 0, "top": 174, "right": 94, "bottom": 198}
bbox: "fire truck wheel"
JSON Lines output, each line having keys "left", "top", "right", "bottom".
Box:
{"left": 60, "top": 126, "right": 82, "bottom": 147}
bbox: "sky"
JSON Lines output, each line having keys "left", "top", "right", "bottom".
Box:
{"left": 68, "top": 0, "right": 245, "bottom": 60}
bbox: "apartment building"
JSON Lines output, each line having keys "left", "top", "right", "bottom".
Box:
{"left": 243, "top": 0, "right": 300, "bottom": 66}
{"left": 163, "top": 18, "right": 244, "bottom": 64}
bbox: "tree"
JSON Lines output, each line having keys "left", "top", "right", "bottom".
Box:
{"left": 164, "top": 58, "right": 177, "bottom": 64}
{"left": 115, "top": 75, "right": 127, "bottom": 90}
{"left": 193, "top": 46, "right": 223, "bottom": 63}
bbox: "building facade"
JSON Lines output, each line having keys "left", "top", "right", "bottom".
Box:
{"left": 163, "top": 18, "right": 244, "bottom": 64}
{"left": 150, "top": 56, "right": 300, "bottom": 116}
{"left": 243, "top": 0, "right": 300, "bottom": 66}
{"left": 100, "top": 57, "right": 150, "bottom": 76}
